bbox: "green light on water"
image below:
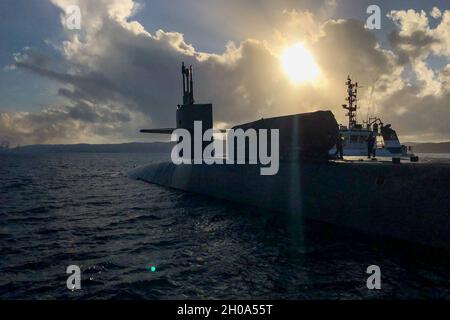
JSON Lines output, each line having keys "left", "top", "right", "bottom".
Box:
{"left": 150, "top": 266, "right": 156, "bottom": 272}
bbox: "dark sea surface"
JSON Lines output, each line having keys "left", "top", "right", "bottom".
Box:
{"left": 1, "top": 153, "right": 449, "bottom": 299}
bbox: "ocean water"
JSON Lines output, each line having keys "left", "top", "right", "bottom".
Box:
{"left": 1, "top": 153, "right": 449, "bottom": 300}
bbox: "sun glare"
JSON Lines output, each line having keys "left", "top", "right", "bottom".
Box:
{"left": 281, "top": 43, "right": 319, "bottom": 84}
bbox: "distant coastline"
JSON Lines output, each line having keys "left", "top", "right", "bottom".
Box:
{"left": 407, "top": 142, "right": 450, "bottom": 154}
{"left": 1, "top": 141, "right": 449, "bottom": 154}
{"left": 0, "top": 142, "right": 174, "bottom": 154}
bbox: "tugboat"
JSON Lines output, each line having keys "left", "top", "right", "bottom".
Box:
{"left": 330, "top": 76, "right": 419, "bottom": 162}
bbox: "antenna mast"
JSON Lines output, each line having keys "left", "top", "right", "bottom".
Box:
{"left": 342, "top": 75, "right": 359, "bottom": 128}
{"left": 181, "top": 62, "right": 195, "bottom": 105}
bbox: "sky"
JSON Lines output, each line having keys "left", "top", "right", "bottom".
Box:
{"left": 0, "top": 0, "right": 449, "bottom": 146}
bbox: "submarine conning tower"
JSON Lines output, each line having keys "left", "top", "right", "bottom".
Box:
{"left": 177, "top": 62, "right": 213, "bottom": 133}
{"left": 139, "top": 62, "right": 212, "bottom": 137}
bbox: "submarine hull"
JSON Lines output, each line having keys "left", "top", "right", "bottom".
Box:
{"left": 129, "top": 161, "right": 450, "bottom": 250}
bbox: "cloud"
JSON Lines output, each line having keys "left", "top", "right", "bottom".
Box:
{"left": 387, "top": 8, "right": 450, "bottom": 97}
{"left": 375, "top": 8, "right": 450, "bottom": 140}
{"left": 0, "top": 98, "right": 149, "bottom": 146}
{"left": 388, "top": 10, "right": 439, "bottom": 63}
{"left": 1, "top": 1, "right": 450, "bottom": 146}
{"left": 431, "top": 7, "right": 442, "bottom": 19}
{"left": 388, "top": 8, "right": 450, "bottom": 60}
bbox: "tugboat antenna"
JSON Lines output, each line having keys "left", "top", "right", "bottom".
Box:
{"left": 342, "top": 75, "right": 359, "bottom": 128}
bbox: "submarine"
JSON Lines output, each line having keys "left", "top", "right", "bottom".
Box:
{"left": 129, "top": 63, "right": 450, "bottom": 250}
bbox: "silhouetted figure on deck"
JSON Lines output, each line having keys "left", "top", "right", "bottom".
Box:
{"left": 334, "top": 133, "right": 344, "bottom": 159}
{"left": 366, "top": 132, "right": 376, "bottom": 159}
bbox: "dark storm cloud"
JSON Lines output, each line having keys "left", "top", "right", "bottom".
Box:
{"left": 312, "top": 19, "right": 395, "bottom": 83}
{"left": 16, "top": 60, "right": 122, "bottom": 105}
{"left": 379, "top": 86, "right": 450, "bottom": 141}
{"left": 0, "top": 100, "right": 136, "bottom": 146}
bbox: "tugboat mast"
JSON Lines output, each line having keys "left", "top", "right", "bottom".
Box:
{"left": 342, "top": 76, "right": 359, "bottom": 128}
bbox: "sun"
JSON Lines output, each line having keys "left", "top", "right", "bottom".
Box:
{"left": 281, "top": 43, "right": 320, "bottom": 84}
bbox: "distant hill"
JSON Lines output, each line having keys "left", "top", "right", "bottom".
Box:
{"left": 408, "top": 142, "right": 450, "bottom": 153}
{"left": 2, "top": 141, "right": 449, "bottom": 154}
{"left": 2, "top": 142, "right": 175, "bottom": 154}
